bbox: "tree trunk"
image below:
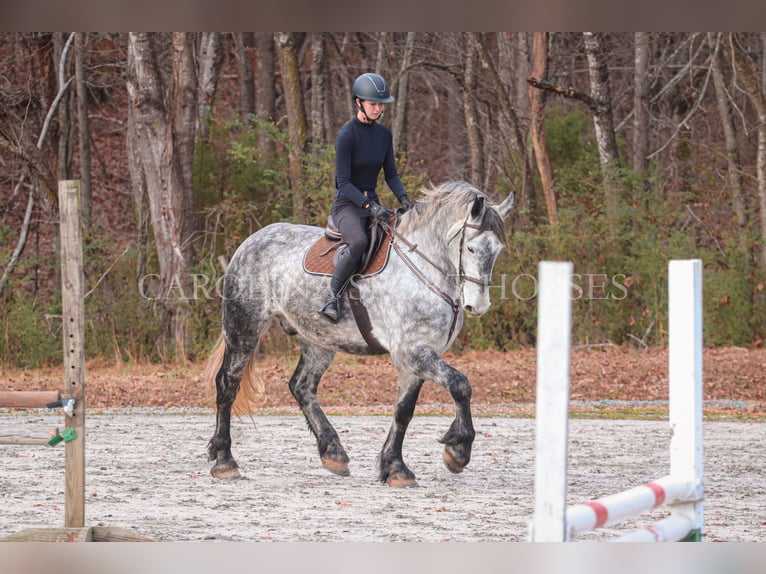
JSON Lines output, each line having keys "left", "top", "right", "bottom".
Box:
{"left": 726, "top": 33, "right": 766, "bottom": 269}
{"left": 470, "top": 32, "right": 535, "bottom": 224}
{"left": 197, "top": 32, "right": 221, "bottom": 139}
{"left": 583, "top": 32, "right": 621, "bottom": 236}
{"left": 633, "top": 32, "right": 650, "bottom": 177}
{"left": 277, "top": 32, "right": 308, "bottom": 221}
{"left": 126, "top": 104, "right": 149, "bottom": 284}
{"left": 375, "top": 32, "right": 389, "bottom": 73}
{"left": 74, "top": 33, "right": 92, "bottom": 228}
{"left": 763, "top": 32, "right": 766, "bottom": 100}
{"left": 309, "top": 33, "right": 326, "bottom": 147}
{"left": 513, "top": 32, "right": 539, "bottom": 226}
{"left": 528, "top": 32, "right": 557, "bottom": 225}
{"left": 255, "top": 32, "right": 276, "bottom": 156}
{"left": 513, "top": 33, "right": 530, "bottom": 115}
{"left": 126, "top": 32, "right": 197, "bottom": 360}
{"left": 170, "top": 33, "right": 197, "bottom": 264}
{"left": 392, "top": 31, "right": 416, "bottom": 158}
{"left": 709, "top": 33, "right": 747, "bottom": 230}
{"left": 462, "top": 34, "right": 483, "bottom": 186}
{"left": 237, "top": 33, "right": 254, "bottom": 124}
{"left": 54, "top": 33, "right": 74, "bottom": 180}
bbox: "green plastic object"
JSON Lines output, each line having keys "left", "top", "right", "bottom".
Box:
{"left": 47, "top": 428, "right": 77, "bottom": 447}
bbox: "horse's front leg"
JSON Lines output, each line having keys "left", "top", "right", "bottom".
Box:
{"left": 379, "top": 374, "right": 424, "bottom": 487}
{"left": 395, "top": 346, "right": 475, "bottom": 475}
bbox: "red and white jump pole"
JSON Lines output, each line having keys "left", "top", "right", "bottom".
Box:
{"left": 530, "top": 260, "right": 704, "bottom": 542}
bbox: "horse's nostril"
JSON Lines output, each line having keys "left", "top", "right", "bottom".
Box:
{"left": 465, "top": 305, "right": 475, "bottom": 314}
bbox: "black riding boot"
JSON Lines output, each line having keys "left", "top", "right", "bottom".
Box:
{"left": 319, "top": 248, "right": 359, "bottom": 322}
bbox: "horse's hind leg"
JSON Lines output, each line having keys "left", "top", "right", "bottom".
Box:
{"left": 288, "top": 343, "right": 349, "bottom": 476}
{"left": 379, "top": 374, "right": 423, "bottom": 487}
{"left": 208, "top": 344, "right": 253, "bottom": 479}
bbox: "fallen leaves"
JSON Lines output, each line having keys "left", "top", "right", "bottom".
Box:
{"left": 1, "top": 346, "right": 765, "bottom": 415}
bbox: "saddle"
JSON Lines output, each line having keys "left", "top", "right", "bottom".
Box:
{"left": 302, "top": 213, "right": 395, "bottom": 278}
{"left": 303, "top": 213, "right": 396, "bottom": 355}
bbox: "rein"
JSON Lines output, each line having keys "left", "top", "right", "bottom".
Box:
{"left": 381, "top": 216, "right": 487, "bottom": 344}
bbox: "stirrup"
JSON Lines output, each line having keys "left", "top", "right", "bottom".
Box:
{"left": 319, "top": 297, "right": 339, "bottom": 323}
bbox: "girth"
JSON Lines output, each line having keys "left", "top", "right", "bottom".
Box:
{"left": 347, "top": 284, "right": 388, "bottom": 355}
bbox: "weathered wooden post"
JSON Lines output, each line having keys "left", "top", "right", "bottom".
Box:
{"left": 58, "top": 179, "right": 85, "bottom": 528}
{"left": 1, "top": 181, "right": 153, "bottom": 542}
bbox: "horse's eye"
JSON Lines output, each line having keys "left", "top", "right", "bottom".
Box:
{"left": 467, "top": 246, "right": 475, "bottom": 254}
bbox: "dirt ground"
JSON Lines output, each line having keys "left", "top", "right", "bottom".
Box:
{"left": 2, "top": 346, "right": 765, "bottom": 415}
{"left": 0, "top": 411, "right": 764, "bottom": 542}
{"left": 1, "top": 346, "right": 765, "bottom": 542}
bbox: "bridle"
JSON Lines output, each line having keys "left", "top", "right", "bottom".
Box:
{"left": 448, "top": 217, "right": 493, "bottom": 289}
{"left": 380, "top": 214, "right": 491, "bottom": 344}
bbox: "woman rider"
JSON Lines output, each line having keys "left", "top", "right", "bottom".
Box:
{"left": 319, "top": 72, "right": 414, "bottom": 322}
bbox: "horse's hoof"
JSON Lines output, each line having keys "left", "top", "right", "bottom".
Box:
{"left": 211, "top": 463, "right": 241, "bottom": 479}
{"left": 443, "top": 448, "right": 465, "bottom": 474}
{"left": 386, "top": 475, "right": 418, "bottom": 488}
{"left": 321, "top": 457, "right": 350, "bottom": 476}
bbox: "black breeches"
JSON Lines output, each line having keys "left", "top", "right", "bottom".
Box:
{"left": 331, "top": 197, "right": 369, "bottom": 262}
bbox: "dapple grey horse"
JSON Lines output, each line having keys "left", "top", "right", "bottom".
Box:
{"left": 205, "top": 181, "right": 515, "bottom": 486}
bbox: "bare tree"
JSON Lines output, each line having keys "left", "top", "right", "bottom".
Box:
{"left": 375, "top": 32, "right": 389, "bottom": 73}
{"left": 462, "top": 34, "right": 483, "bottom": 186}
{"left": 74, "top": 32, "right": 92, "bottom": 227}
{"left": 276, "top": 32, "right": 308, "bottom": 221}
{"left": 528, "top": 32, "right": 558, "bottom": 225}
{"left": 468, "top": 32, "right": 535, "bottom": 223}
{"left": 126, "top": 32, "right": 198, "bottom": 359}
{"left": 583, "top": 32, "right": 621, "bottom": 235}
{"left": 708, "top": 33, "right": 747, "bottom": 231}
{"left": 0, "top": 33, "right": 72, "bottom": 299}
{"left": 633, "top": 32, "right": 650, "bottom": 176}
{"left": 54, "top": 32, "right": 75, "bottom": 180}
{"left": 509, "top": 32, "right": 539, "bottom": 226}
{"left": 237, "top": 33, "right": 255, "bottom": 124}
{"left": 197, "top": 32, "right": 222, "bottom": 139}
{"left": 392, "top": 32, "right": 416, "bottom": 158}
{"left": 255, "top": 32, "right": 276, "bottom": 156}
{"left": 725, "top": 33, "right": 766, "bottom": 269}
{"left": 309, "top": 33, "right": 326, "bottom": 147}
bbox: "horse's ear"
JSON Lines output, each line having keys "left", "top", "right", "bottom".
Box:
{"left": 470, "top": 196, "right": 485, "bottom": 219}
{"left": 496, "top": 190, "right": 515, "bottom": 220}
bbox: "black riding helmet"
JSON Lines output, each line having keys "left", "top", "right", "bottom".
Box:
{"left": 352, "top": 72, "right": 395, "bottom": 104}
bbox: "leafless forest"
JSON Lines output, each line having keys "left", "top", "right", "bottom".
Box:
{"left": 1, "top": 32, "right": 765, "bottom": 366}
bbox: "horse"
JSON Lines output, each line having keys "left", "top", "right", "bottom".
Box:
{"left": 205, "top": 180, "right": 515, "bottom": 487}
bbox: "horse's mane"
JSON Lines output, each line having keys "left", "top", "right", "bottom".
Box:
{"left": 400, "top": 181, "right": 507, "bottom": 245}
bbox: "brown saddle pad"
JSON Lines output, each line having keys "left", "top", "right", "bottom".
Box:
{"left": 303, "top": 227, "right": 393, "bottom": 278}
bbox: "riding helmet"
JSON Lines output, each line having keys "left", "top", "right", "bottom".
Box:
{"left": 352, "top": 72, "right": 395, "bottom": 103}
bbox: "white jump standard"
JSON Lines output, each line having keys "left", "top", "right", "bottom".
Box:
{"left": 530, "top": 259, "right": 704, "bottom": 542}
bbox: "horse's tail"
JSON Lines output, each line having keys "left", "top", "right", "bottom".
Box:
{"left": 203, "top": 333, "right": 265, "bottom": 417}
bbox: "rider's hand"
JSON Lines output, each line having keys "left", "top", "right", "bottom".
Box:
{"left": 368, "top": 202, "right": 390, "bottom": 222}
{"left": 399, "top": 195, "right": 414, "bottom": 211}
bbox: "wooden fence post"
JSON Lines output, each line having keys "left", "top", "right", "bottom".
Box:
{"left": 59, "top": 180, "right": 85, "bottom": 528}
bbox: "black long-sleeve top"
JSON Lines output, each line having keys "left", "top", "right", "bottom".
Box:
{"left": 334, "top": 117, "right": 407, "bottom": 207}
